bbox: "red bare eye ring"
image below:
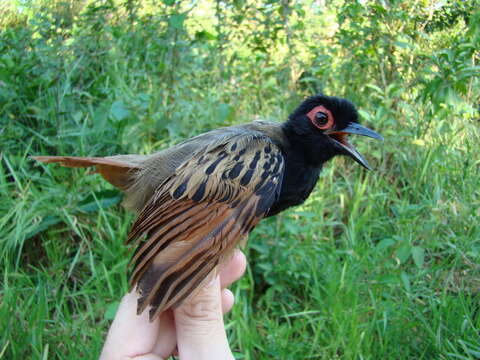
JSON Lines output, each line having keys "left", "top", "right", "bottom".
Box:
{"left": 307, "top": 105, "right": 334, "bottom": 130}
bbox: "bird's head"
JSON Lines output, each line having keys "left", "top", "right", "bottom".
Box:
{"left": 284, "top": 94, "right": 383, "bottom": 169}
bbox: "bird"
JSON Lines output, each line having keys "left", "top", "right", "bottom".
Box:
{"left": 32, "top": 94, "right": 382, "bottom": 321}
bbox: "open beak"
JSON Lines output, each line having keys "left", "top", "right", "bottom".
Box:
{"left": 326, "top": 123, "right": 383, "bottom": 170}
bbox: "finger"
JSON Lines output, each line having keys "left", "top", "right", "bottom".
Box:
{"left": 152, "top": 288, "right": 234, "bottom": 358}
{"left": 174, "top": 276, "right": 234, "bottom": 360}
{"left": 100, "top": 291, "right": 161, "bottom": 360}
{"left": 221, "top": 288, "right": 235, "bottom": 314}
{"left": 152, "top": 310, "right": 177, "bottom": 358}
{"left": 152, "top": 259, "right": 240, "bottom": 359}
{"left": 130, "top": 355, "right": 164, "bottom": 360}
{"left": 219, "top": 249, "right": 247, "bottom": 289}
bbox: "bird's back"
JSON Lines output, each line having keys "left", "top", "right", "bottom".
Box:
{"left": 124, "top": 121, "right": 286, "bottom": 212}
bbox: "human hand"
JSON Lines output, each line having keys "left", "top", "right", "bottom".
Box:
{"left": 100, "top": 249, "right": 246, "bottom": 360}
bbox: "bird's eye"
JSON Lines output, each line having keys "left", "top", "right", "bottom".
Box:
{"left": 307, "top": 105, "right": 334, "bottom": 130}
{"left": 315, "top": 112, "right": 328, "bottom": 126}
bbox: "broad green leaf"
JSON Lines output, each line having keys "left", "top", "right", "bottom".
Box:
{"left": 169, "top": 14, "right": 186, "bottom": 30}
{"left": 376, "top": 238, "right": 396, "bottom": 251}
{"left": 25, "top": 215, "right": 62, "bottom": 240}
{"left": 411, "top": 246, "right": 425, "bottom": 268}
{"left": 400, "top": 271, "right": 411, "bottom": 293}
{"left": 110, "top": 101, "right": 130, "bottom": 122}
{"left": 195, "top": 30, "right": 216, "bottom": 41}
{"left": 396, "top": 244, "right": 412, "bottom": 264}
{"left": 78, "top": 190, "right": 122, "bottom": 213}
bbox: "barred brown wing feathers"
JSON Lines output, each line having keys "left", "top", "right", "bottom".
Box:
{"left": 127, "top": 133, "right": 285, "bottom": 320}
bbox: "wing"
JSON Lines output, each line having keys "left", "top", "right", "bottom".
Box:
{"left": 31, "top": 121, "right": 287, "bottom": 213}
{"left": 127, "top": 132, "right": 285, "bottom": 320}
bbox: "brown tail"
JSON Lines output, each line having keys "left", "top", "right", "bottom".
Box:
{"left": 31, "top": 155, "right": 144, "bottom": 191}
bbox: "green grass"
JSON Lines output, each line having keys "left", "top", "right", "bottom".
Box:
{"left": 1, "top": 1, "right": 480, "bottom": 359}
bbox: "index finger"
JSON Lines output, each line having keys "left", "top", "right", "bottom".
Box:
{"left": 219, "top": 249, "right": 247, "bottom": 289}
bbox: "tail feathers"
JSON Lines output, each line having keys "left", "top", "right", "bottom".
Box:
{"left": 31, "top": 155, "right": 143, "bottom": 191}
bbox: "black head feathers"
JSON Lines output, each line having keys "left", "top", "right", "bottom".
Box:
{"left": 288, "top": 94, "right": 359, "bottom": 132}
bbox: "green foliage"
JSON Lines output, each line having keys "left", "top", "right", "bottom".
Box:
{"left": 1, "top": 0, "right": 479, "bottom": 358}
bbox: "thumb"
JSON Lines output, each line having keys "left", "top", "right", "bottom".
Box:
{"left": 173, "top": 276, "right": 234, "bottom": 360}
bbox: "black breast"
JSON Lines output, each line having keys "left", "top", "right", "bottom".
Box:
{"left": 266, "top": 151, "right": 321, "bottom": 217}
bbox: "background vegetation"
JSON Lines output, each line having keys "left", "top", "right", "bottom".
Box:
{"left": 1, "top": 0, "right": 479, "bottom": 358}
